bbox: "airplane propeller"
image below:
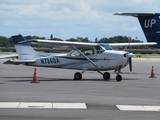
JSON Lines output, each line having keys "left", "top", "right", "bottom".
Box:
{"left": 128, "top": 53, "right": 134, "bottom": 73}
{"left": 129, "top": 57, "right": 132, "bottom": 73}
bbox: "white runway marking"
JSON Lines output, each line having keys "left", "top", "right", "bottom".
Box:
{"left": 19, "top": 102, "right": 52, "bottom": 108}
{"left": 0, "top": 102, "right": 87, "bottom": 109}
{"left": 116, "top": 105, "right": 160, "bottom": 111}
{"left": 53, "top": 103, "right": 87, "bottom": 109}
{"left": 0, "top": 102, "right": 19, "bottom": 108}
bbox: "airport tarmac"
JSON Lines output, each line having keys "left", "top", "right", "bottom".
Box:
{"left": 0, "top": 58, "right": 160, "bottom": 120}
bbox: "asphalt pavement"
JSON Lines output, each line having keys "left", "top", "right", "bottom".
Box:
{"left": 0, "top": 58, "right": 160, "bottom": 120}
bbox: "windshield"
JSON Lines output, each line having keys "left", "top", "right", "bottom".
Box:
{"left": 98, "top": 44, "right": 114, "bottom": 50}
{"left": 95, "top": 45, "right": 105, "bottom": 54}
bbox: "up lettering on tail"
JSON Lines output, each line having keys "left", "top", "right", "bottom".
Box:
{"left": 144, "top": 19, "right": 156, "bottom": 28}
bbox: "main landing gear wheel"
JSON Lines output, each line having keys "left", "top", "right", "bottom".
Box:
{"left": 103, "top": 72, "right": 111, "bottom": 80}
{"left": 74, "top": 72, "right": 82, "bottom": 80}
{"left": 116, "top": 74, "right": 122, "bottom": 82}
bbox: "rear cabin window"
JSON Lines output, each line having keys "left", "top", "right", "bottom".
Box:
{"left": 71, "top": 48, "right": 94, "bottom": 56}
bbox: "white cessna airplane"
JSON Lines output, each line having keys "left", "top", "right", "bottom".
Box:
{"left": 1, "top": 34, "right": 156, "bottom": 81}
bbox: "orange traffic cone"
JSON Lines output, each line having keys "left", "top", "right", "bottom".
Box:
{"left": 31, "top": 68, "right": 40, "bottom": 83}
{"left": 149, "top": 66, "right": 156, "bottom": 78}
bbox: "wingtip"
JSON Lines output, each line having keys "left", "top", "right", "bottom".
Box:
{"left": 113, "top": 12, "right": 122, "bottom": 15}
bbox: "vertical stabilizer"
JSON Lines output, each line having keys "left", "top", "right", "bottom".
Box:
{"left": 137, "top": 13, "right": 160, "bottom": 48}
{"left": 114, "top": 13, "right": 160, "bottom": 48}
{"left": 12, "top": 35, "right": 36, "bottom": 60}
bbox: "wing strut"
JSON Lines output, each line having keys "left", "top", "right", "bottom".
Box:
{"left": 72, "top": 45, "right": 99, "bottom": 69}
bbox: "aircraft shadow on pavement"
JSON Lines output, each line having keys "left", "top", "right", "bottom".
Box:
{"left": 1, "top": 76, "right": 141, "bottom": 82}
{"left": 4, "top": 78, "right": 106, "bottom": 82}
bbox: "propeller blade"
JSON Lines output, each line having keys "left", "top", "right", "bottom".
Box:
{"left": 129, "top": 57, "right": 132, "bottom": 74}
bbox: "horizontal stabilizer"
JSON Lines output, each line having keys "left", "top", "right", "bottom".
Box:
{"left": 18, "top": 39, "right": 38, "bottom": 44}
{"left": 113, "top": 12, "right": 155, "bottom": 17}
{"left": 0, "top": 54, "right": 18, "bottom": 59}
{"left": 3, "top": 59, "right": 35, "bottom": 65}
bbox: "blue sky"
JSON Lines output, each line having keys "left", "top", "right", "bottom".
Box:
{"left": 0, "top": 0, "right": 160, "bottom": 41}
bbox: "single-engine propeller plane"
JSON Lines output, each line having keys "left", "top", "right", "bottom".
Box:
{"left": 0, "top": 34, "right": 157, "bottom": 81}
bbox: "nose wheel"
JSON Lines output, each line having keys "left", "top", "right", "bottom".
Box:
{"left": 116, "top": 74, "right": 122, "bottom": 81}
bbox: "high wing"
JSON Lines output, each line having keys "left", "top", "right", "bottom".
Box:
{"left": 109, "top": 42, "right": 157, "bottom": 47}
{"left": 19, "top": 39, "right": 97, "bottom": 49}
{"left": 20, "top": 39, "right": 157, "bottom": 48}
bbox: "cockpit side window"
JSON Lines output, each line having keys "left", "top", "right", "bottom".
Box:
{"left": 95, "top": 45, "right": 105, "bottom": 54}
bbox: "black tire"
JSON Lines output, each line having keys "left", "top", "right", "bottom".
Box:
{"left": 116, "top": 74, "right": 122, "bottom": 82}
{"left": 103, "top": 72, "right": 111, "bottom": 80}
{"left": 74, "top": 72, "right": 82, "bottom": 80}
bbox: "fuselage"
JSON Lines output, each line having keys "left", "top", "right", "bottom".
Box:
{"left": 25, "top": 48, "right": 129, "bottom": 71}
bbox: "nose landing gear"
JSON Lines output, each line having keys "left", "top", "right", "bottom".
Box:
{"left": 116, "top": 74, "right": 122, "bottom": 81}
